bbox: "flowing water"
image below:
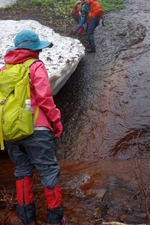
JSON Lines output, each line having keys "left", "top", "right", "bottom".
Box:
{"left": 1, "top": 0, "right": 150, "bottom": 224}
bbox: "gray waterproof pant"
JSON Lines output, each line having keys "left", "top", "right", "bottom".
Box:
{"left": 5, "top": 130, "right": 60, "bottom": 188}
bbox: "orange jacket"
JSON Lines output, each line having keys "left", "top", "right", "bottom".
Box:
{"left": 88, "top": 0, "right": 104, "bottom": 19}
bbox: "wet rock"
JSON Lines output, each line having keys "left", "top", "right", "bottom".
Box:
{"left": 127, "top": 21, "right": 146, "bottom": 45}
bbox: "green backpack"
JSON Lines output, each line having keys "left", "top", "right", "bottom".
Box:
{"left": 0, "top": 59, "right": 39, "bottom": 150}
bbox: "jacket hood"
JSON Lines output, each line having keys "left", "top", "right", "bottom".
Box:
{"left": 4, "top": 49, "right": 39, "bottom": 64}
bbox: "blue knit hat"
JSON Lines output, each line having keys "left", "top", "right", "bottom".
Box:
{"left": 9, "top": 30, "right": 53, "bottom": 51}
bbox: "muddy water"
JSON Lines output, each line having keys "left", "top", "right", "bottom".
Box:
{"left": 1, "top": 0, "right": 150, "bottom": 224}
{"left": 55, "top": 0, "right": 150, "bottom": 161}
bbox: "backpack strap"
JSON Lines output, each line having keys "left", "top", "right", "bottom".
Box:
{"left": 23, "top": 59, "right": 41, "bottom": 126}
{"left": 0, "top": 106, "right": 4, "bottom": 150}
{"left": 23, "top": 59, "right": 41, "bottom": 67}
{"left": 101, "top": 16, "right": 105, "bottom": 27}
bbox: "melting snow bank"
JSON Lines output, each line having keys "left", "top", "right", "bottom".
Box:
{"left": 0, "top": 0, "right": 16, "bottom": 7}
{"left": 0, "top": 20, "right": 85, "bottom": 95}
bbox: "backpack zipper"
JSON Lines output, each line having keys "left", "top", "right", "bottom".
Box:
{"left": 1, "top": 94, "right": 10, "bottom": 124}
{"left": 1, "top": 99, "right": 6, "bottom": 124}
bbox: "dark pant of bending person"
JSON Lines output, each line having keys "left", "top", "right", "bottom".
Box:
{"left": 87, "top": 16, "right": 100, "bottom": 50}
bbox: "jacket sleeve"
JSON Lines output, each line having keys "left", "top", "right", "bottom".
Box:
{"left": 79, "top": 17, "right": 86, "bottom": 27}
{"left": 30, "top": 61, "right": 61, "bottom": 123}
